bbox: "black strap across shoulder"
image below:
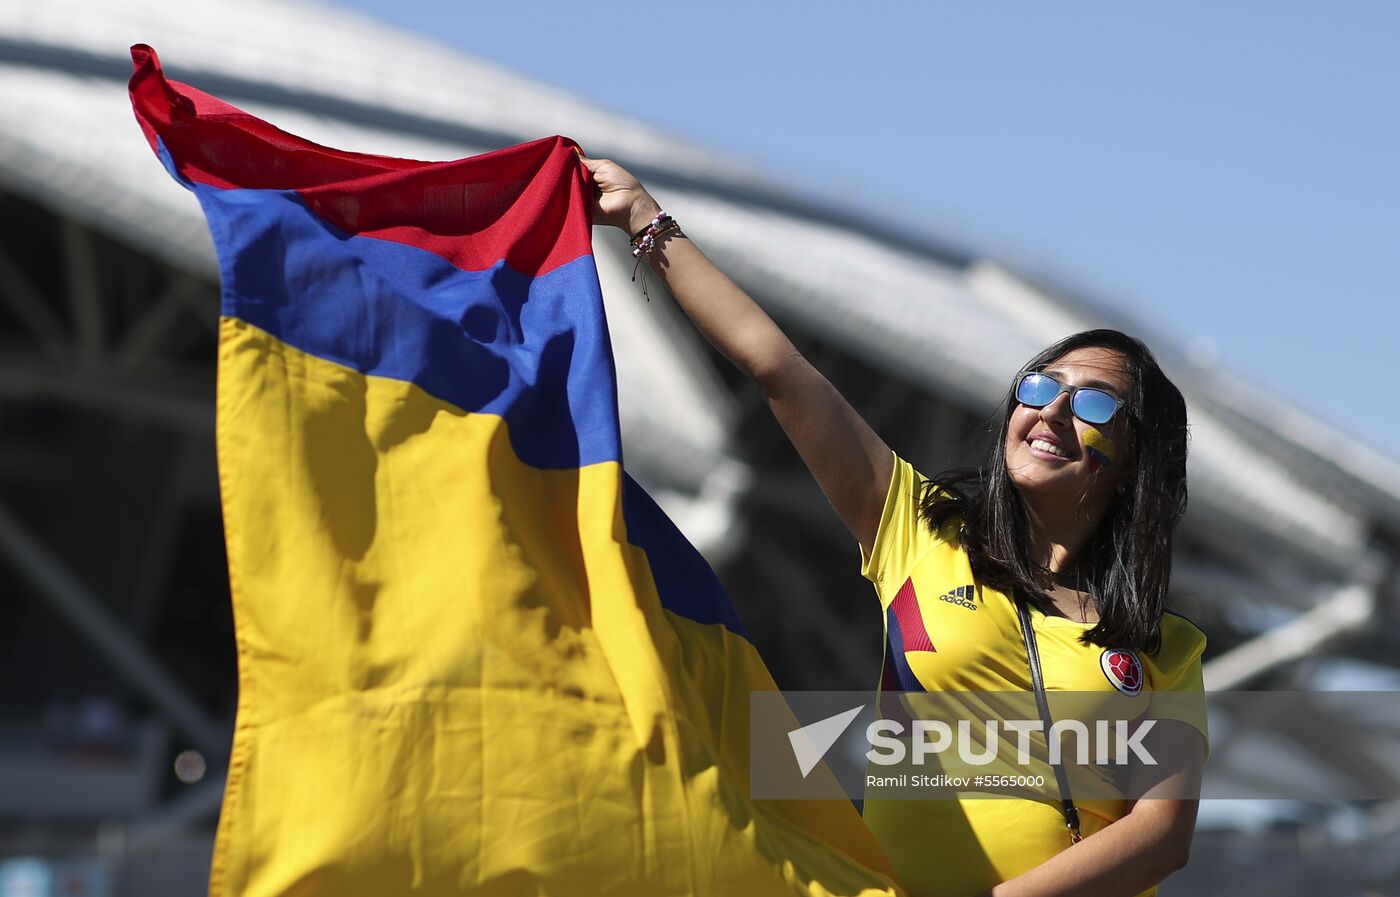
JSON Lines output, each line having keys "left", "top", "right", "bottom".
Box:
{"left": 1015, "top": 599, "right": 1084, "bottom": 845}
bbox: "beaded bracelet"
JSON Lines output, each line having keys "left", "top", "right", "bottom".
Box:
{"left": 629, "top": 211, "right": 677, "bottom": 258}
{"left": 628, "top": 211, "right": 684, "bottom": 301}
{"left": 629, "top": 210, "right": 672, "bottom": 242}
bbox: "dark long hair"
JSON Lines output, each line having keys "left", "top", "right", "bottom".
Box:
{"left": 919, "top": 329, "right": 1189, "bottom": 653}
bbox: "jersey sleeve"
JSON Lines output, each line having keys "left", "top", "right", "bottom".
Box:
{"left": 859, "top": 451, "right": 942, "bottom": 609}
{"left": 1144, "top": 614, "right": 1210, "bottom": 761}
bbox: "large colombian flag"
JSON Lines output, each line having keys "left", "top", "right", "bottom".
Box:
{"left": 129, "top": 46, "right": 903, "bottom": 897}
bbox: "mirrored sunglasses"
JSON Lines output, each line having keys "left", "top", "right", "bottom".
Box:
{"left": 1014, "top": 372, "right": 1124, "bottom": 425}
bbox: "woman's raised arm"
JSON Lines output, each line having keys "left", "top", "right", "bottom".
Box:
{"left": 583, "top": 157, "right": 892, "bottom": 557}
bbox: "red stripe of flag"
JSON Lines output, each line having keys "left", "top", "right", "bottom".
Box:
{"left": 128, "top": 45, "right": 594, "bottom": 278}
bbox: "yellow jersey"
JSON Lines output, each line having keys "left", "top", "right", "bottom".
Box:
{"left": 859, "top": 452, "right": 1207, "bottom": 897}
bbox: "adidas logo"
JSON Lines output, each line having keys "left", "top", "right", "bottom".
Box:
{"left": 939, "top": 584, "right": 977, "bottom": 611}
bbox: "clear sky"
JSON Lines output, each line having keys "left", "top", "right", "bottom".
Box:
{"left": 322, "top": 0, "right": 1400, "bottom": 460}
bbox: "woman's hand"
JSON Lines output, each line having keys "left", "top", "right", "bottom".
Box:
{"left": 580, "top": 156, "right": 662, "bottom": 235}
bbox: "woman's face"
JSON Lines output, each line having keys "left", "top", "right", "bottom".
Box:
{"left": 1004, "top": 346, "right": 1135, "bottom": 510}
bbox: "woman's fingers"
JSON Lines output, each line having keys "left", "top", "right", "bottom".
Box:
{"left": 577, "top": 157, "right": 651, "bottom": 231}
{"left": 578, "top": 156, "right": 619, "bottom": 228}
{"left": 581, "top": 157, "right": 630, "bottom": 194}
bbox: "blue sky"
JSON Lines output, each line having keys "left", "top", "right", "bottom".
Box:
{"left": 324, "top": 0, "right": 1400, "bottom": 459}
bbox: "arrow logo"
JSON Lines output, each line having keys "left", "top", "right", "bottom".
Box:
{"left": 787, "top": 705, "right": 865, "bottom": 778}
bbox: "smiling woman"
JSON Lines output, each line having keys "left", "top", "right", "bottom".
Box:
{"left": 582, "top": 156, "right": 1206, "bottom": 897}
{"left": 863, "top": 331, "right": 1201, "bottom": 897}
{"left": 922, "top": 332, "right": 1190, "bottom": 647}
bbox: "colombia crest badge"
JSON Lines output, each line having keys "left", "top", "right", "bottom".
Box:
{"left": 1100, "top": 649, "right": 1144, "bottom": 695}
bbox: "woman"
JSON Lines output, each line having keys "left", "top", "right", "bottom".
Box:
{"left": 582, "top": 157, "right": 1207, "bottom": 897}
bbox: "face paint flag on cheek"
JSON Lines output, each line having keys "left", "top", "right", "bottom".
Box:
{"left": 127, "top": 44, "right": 902, "bottom": 897}
{"left": 1083, "top": 426, "right": 1117, "bottom": 472}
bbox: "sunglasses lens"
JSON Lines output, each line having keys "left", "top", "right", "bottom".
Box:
{"left": 1072, "top": 389, "right": 1118, "bottom": 425}
{"left": 1015, "top": 373, "right": 1059, "bottom": 407}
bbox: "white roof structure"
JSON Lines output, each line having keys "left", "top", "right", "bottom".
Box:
{"left": 6, "top": 0, "right": 1399, "bottom": 583}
